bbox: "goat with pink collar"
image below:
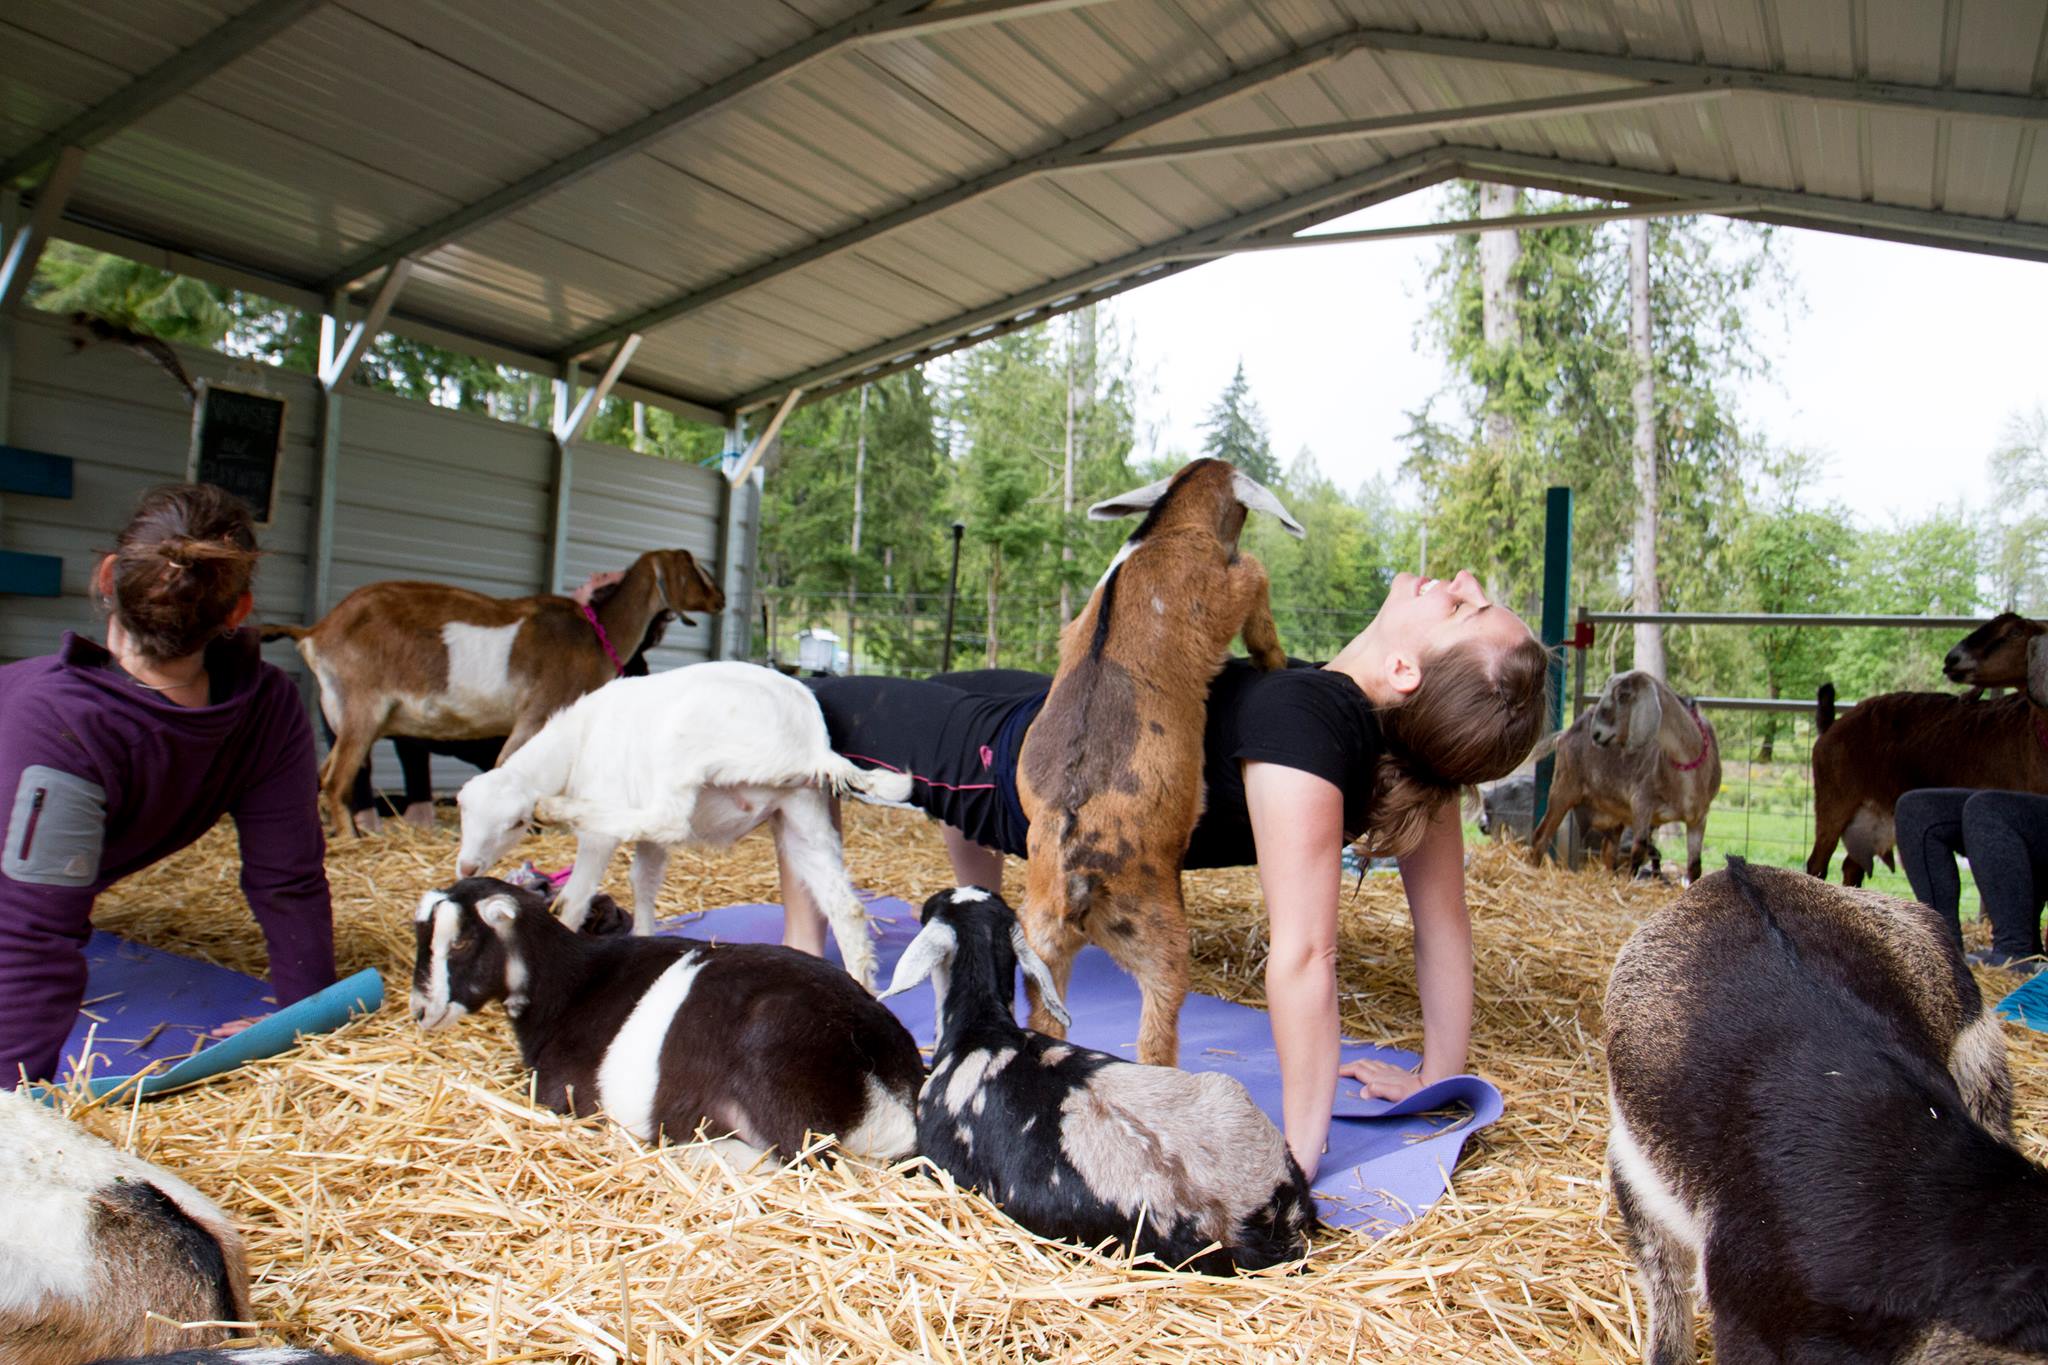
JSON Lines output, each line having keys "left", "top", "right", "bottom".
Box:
{"left": 455, "top": 661, "right": 908, "bottom": 987}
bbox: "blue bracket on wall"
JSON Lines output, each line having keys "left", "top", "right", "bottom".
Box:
{"left": 0, "top": 550, "right": 63, "bottom": 596}
{"left": 2, "top": 445, "right": 75, "bottom": 595}
{"left": 0, "top": 445, "right": 75, "bottom": 498}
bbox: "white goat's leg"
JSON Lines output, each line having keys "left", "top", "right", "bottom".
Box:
{"left": 556, "top": 833, "right": 619, "bottom": 930}
{"left": 628, "top": 840, "right": 671, "bottom": 935}
{"left": 772, "top": 789, "right": 876, "bottom": 989}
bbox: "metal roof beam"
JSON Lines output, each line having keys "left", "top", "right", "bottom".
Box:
{"left": 0, "top": 147, "right": 85, "bottom": 311}
{"left": 561, "top": 28, "right": 1434, "bottom": 361}
{"left": 555, "top": 334, "right": 643, "bottom": 443}
{"left": 43, "top": 217, "right": 731, "bottom": 426}
{"left": 0, "top": 0, "right": 325, "bottom": 187}
{"left": 319, "top": 0, "right": 1109, "bottom": 293}
{"left": 1168, "top": 196, "right": 1762, "bottom": 259}
{"left": 727, "top": 148, "right": 1460, "bottom": 412}
{"left": 1352, "top": 29, "right": 2048, "bottom": 125}
{"left": 318, "top": 259, "right": 412, "bottom": 390}
{"left": 1076, "top": 83, "right": 1725, "bottom": 170}
{"left": 1452, "top": 147, "right": 2048, "bottom": 262}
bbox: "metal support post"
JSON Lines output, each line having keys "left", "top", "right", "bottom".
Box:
{"left": 306, "top": 293, "right": 346, "bottom": 625}
{"left": 1532, "top": 486, "right": 1574, "bottom": 831}
{"left": 710, "top": 416, "right": 747, "bottom": 659}
{"left": 546, "top": 362, "right": 579, "bottom": 593}
{"left": 0, "top": 187, "right": 19, "bottom": 449}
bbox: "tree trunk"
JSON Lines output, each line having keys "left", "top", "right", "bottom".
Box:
{"left": 1757, "top": 679, "right": 1779, "bottom": 763}
{"left": 1629, "top": 217, "right": 1666, "bottom": 680}
{"left": 1478, "top": 183, "right": 1521, "bottom": 453}
{"left": 847, "top": 385, "right": 867, "bottom": 674}
{"left": 1060, "top": 315, "right": 1079, "bottom": 627}
{"left": 985, "top": 546, "right": 1001, "bottom": 667}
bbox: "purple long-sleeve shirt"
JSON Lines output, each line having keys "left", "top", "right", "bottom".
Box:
{"left": 0, "top": 630, "right": 335, "bottom": 1085}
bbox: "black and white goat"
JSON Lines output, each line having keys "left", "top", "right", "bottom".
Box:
{"left": 412, "top": 878, "right": 923, "bottom": 1163}
{"left": 1606, "top": 858, "right": 2048, "bottom": 1364}
{"left": 883, "top": 887, "right": 1319, "bottom": 1275}
{"left": 0, "top": 1088, "right": 250, "bottom": 1365}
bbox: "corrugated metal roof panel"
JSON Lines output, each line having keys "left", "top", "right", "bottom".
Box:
{"left": 6, "top": 0, "right": 2044, "bottom": 417}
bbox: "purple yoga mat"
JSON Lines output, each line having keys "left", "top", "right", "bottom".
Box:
{"left": 59, "top": 931, "right": 279, "bottom": 1084}
{"left": 658, "top": 893, "right": 1503, "bottom": 1233}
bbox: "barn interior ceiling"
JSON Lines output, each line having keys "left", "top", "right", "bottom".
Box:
{"left": 4, "top": 0, "right": 2046, "bottom": 428}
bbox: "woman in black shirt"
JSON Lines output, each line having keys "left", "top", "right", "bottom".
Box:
{"left": 809, "top": 569, "right": 1547, "bottom": 1176}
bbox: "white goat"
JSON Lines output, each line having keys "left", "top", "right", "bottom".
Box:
{"left": 455, "top": 661, "right": 908, "bottom": 989}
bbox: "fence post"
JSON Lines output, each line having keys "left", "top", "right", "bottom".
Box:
{"left": 1533, "top": 486, "right": 1574, "bottom": 831}
{"left": 940, "top": 520, "right": 965, "bottom": 673}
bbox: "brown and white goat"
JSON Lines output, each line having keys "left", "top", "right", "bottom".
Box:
{"left": 1015, "top": 458, "right": 1302, "bottom": 1066}
{"left": 267, "top": 548, "right": 723, "bottom": 836}
{"left": 0, "top": 1088, "right": 251, "bottom": 1365}
{"left": 1806, "top": 680, "right": 2048, "bottom": 885}
{"left": 1945, "top": 612, "right": 2045, "bottom": 695}
{"left": 1606, "top": 860, "right": 2042, "bottom": 1364}
{"left": 1529, "top": 671, "right": 1721, "bottom": 884}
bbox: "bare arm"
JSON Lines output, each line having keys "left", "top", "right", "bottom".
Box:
{"left": 1245, "top": 760, "right": 1344, "bottom": 1177}
{"left": 1340, "top": 799, "right": 1472, "bottom": 1101}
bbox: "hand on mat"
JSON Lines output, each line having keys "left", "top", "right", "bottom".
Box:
{"left": 208, "top": 1015, "right": 262, "bottom": 1040}
{"left": 1340, "top": 1056, "right": 1423, "bottom": 1103}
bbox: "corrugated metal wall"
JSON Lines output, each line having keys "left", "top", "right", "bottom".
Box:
{"left": 2, "top": 310, "right": 756, "bottom": 798}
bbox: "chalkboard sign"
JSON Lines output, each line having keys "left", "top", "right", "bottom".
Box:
{"left": 188, "top": 381, "right": 286, "bottom": 525}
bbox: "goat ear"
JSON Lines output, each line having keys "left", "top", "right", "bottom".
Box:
{"left": 1231, "top": 470, "right": 1306, "bottom": 539}
{"left": 2029, "top": 635, "right": 2048, "bottom": 709}
{"left": 477, "top": 894, "right": 520, "bottom": 931}
{"left": 1630, "top": 679, "right": 1662, "bottom": 744}
{"left": 1009, "top": 924, "right": 1071, "bottom": 1030}
{"left": 881, "top": 921, "right": 957, "bottom": 999}
{"left": 1087, "top": 474, "right": 1173, "bottom": 521}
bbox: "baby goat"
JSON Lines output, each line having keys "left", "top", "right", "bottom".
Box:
{"left": 884, "top": 886, "right": 1319, "bottom": 1275}
{"left": 1945, "top": 611, "right": 2045, "bottom": 695}
{"left": 413, "top": 878, "right": 923, "bottom": 1163}
{"left": 0, "top": 1088, "right": 251, "bottom": 1365}
{"left": 457, "top": 660, "right": 910, "bottom": 988}
{"left": 1016, "top": 457, "right": 1302, "bottom": 1066}
{"left": 1606, "top": 858, "right": 2047, "bottom": 1364}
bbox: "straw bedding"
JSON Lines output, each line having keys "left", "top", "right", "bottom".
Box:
{"left": 64, "top": 808, "right": 2048, "bottom": 1363}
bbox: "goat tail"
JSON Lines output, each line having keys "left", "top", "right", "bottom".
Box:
{"left": 1816, "top": 682, "right": 1837, "bottom": 734}
{"left": 259, "top": 622, "right": 311, "bottom": 642}
{"left": 1527, "top": 728, "right": 1565, "bottom": 764}
{"left": 826, "top": 756, "right": 915, "bottom": 805}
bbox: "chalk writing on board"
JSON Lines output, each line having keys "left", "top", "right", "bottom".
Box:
{"left": 188, "top": 381, "right": 285, "bottom": 525}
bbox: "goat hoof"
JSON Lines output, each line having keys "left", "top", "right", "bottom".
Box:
{"left": 403, "top": 802, "right": 438, "bottom": 828}
{"left": 352, "top": 809, "right": 384, "bottom": 836}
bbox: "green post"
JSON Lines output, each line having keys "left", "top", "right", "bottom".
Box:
{"left": 1532, "top": 486, "right": 1573, "bottom": 827}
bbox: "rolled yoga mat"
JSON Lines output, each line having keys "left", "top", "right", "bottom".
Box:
{"left": 55, "top": 931, "right": 383, "bottom": 1100}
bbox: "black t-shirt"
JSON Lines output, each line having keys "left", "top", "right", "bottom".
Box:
{"left": 1183, "top": 658, "right": 1383, "bottom": 869}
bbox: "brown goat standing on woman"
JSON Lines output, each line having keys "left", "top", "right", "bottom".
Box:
{"left": 1015, "top": 458, "right": 1302, "bottom": 1066}
{"left": 268, "top": 548, "right": 723, "bottom": 837}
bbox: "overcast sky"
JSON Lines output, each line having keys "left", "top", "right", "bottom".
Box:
{"left": 1112, "top": 192, "right": 2046, "bottom": 529}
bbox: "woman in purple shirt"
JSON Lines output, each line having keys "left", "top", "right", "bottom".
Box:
{"left": 0, "top": 484, "right": 335, "bottom": 1086}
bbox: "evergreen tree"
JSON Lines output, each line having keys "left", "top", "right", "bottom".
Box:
{"left": 1198, "top": 360, "right": 1280, "bottom": 484}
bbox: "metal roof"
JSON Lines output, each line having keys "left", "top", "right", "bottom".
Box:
{"left": 5, "top": 0, "right": 2046, "bottom": 426}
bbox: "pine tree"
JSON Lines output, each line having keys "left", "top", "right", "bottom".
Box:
{"left": 1198, "top": 361, "right": 1281, "bottom": 484}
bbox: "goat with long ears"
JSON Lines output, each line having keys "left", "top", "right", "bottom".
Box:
{"left": 884, "top": 886, "right": 1319, "bottom": 1275}
{"left": 1014, "top": 457, "right": 1302, "bottom": 1067}
{"left": 267, "top": 547, "right": 723, "bottom": 837}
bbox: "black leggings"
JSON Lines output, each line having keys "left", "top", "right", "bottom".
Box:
{"left": 1896, "top": 788, "right": 2048, "bottom": 956}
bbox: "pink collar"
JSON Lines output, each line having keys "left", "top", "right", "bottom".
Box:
{"left": 580, "top": 601, "right": 624, "bottom": 675}
{"left": 1670, "top": 706, "right": 1713, "bottom": 771}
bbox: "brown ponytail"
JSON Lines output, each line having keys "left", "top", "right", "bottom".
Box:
{"left": 104, "top": 484, "right": 263, "bottom": 662}
{"left": 1362, "top": 632, "right": 1553, "bottom": 857}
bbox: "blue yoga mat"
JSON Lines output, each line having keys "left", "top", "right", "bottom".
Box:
{"left": 56, "top": 932, "right": 383, "bottom": 1099}
{"left": 1996, "top": 972, "right": 2048, "bottom": 1032}
{"left": 658, "top": 893, "right": 1503, "bottom": 1234}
